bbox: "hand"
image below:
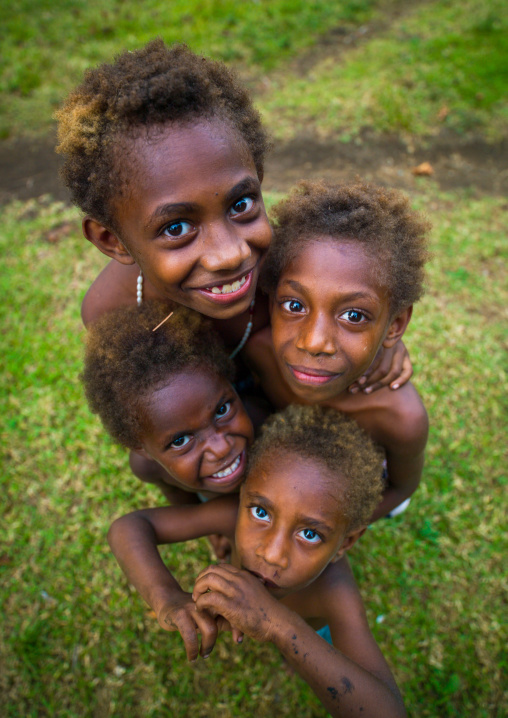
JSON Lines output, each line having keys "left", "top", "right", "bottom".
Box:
{"left": 192, "top": 564, "right": 282, "bottom": 644}
{"left": 155, "top": 590, "right": 219, "bottom": 662}
{"left": 348, "top": 340, "right": 413, "bottom": 394}
{"left": 207, "top": 533, "right": 232, "bottom": 562}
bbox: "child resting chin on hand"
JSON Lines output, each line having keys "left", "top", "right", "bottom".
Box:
{"left": 107, "top": 405, "right": 406, "bottom": 718}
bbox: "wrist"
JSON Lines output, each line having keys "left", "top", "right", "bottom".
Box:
{"left": 265, "top": 602, "right": 306, "bottom": 647}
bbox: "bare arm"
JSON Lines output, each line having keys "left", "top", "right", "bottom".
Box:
{"left": 369, "top": 387, "right": 429, "bottom": 521}
{"left": 107, "top": 498, "right": 238, "bottom": 659}
{"left": 348, "top": 340, "right": 413, "bottom": 394}
{"left": 193, "top": 563, "right": 406, "bottom": 718}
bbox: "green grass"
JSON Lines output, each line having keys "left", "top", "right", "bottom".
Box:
{"left": 0, "top": 0, "right": 379, "bottom": 139}
{"left": 1, "top": 187, "right": 506, "bottom": 716}
{"left": 259, "top": 0, "right": 508, "bottom": 141}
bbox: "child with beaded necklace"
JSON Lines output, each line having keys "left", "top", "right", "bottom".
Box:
{"left": 57, "top": 40, "right": 413, "bottom": 502}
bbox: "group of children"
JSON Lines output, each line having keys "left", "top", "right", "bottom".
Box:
{"left": 58, "top": 39, "right": 430, "bottom": 717}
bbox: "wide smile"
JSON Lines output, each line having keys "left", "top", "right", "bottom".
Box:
{"left": 194, "top": 268, "right": 255, "bottom": 305}
{"left": 287, "top": 364, "right": 342, "bottom": 386}
{"left": 203, "top": 450, "right": 246, "bottom": 489}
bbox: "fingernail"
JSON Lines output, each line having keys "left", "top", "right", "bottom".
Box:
{"left": 391, "top": 383, "right": 399, "bottom": 390}
{"left": 237, "top": 637, "right": 243, "bottom": 644}
{"left": 358, "top": 377, "right": 366, "bottom": 385}
{"left": 363, "top": 387, "right": 372, "bottom": 394}
{"left": 203, "top": 653, "right": 211, "bottom": 659}
{"left": 349, "top": 387, "right": 358, "bottom": 394}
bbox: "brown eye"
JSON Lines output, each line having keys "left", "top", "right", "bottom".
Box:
{"left": 230, "top": 196, "right": 254, "bottom": 216}
{"left": 163, "top": 221, "right": 193, "bottom": 238}
{"left": 341, "top": 310, "right": 366, "bottom": 323}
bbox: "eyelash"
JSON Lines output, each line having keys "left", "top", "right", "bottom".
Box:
{"left": 250, "top": 505, "right": 270, "bottom": 522}
{"left": 230, "top": 195, "right": 256, "bottom": 217}
{"left": 298, "top": 528, "right": 322, "bottom": 544}
{"left": 170, "top": 434, "right": 192, "bottom": 449}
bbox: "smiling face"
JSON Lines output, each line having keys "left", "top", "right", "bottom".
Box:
{"left": 271, "top": 237, "right": 405, "bottom": 402}
{"left": 110, "top": 120, "right": 272, "bottom": 319}
{"left": 137, "top": 367, "right": 254, "bottom": 494}
{"left": 235, "top": 451, "right": 356, "bottom": 598}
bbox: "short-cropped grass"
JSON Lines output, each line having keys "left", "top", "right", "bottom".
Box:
{"left": 1, "top": 186, "right": 506, "bottom": 716}
{"left": 0, "top": 0, "right": 379, "bottom": 140}
{"left": 259, "top": 0, "right": 508, "bottom": 141}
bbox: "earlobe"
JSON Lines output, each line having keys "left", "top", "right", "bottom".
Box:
{"left": 82, "top": 217, "right": 135, "bottom": 265}
{"left": 382, "top": 305, "right": 413, "bottom": 348}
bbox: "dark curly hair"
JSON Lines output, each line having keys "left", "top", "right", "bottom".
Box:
{"left": 82, "top": 301, "right": 235, "bottom": 449}
{"left": 56, "top": 39, "right": 270, "bottom": 232}
{"left": 261, "top": 179, "right": 430, "bottom": 316}
{"left": 246, "top": 404, "right": 384, "bottom": 531}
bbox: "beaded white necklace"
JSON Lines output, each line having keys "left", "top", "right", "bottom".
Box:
{"left": 136, "top": 270, "right": 255, "bottom": 358}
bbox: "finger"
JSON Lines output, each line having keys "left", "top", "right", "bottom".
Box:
{"left": 192, "top": 569, "right": 239, "bottom": 602}
{"left": 172, "top": 614, "right": 201, "bottom": 662}
{"left": 390, "top": 354, "right": 413, "bottom": 390}
{"left": 193, "top": 610, "right": 219, "bottom": 659}
{"left": 194, "top": 586, "right": 236, "bottom": 615}
{"left": 232, "top": 626, "right": 244, "bottom": 645}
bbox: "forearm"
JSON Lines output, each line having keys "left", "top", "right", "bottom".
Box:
{"left": 271, "top": 608, "right": 406, "bottom": 718}
{"left": 107, "top": 514, "right": 185, "bottom": 616}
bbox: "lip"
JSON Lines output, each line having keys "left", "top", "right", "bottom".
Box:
{"left": 203, "top": 450, "right": 246, "bottom": 490}
{"left": 245, "top": 568, "right": 280, "bottom": 590}
{"left": 288, "top": 364, "right": 341, "bottom": 385}
{"left": 194, "top": 268, "right": 255, "bottom": 305}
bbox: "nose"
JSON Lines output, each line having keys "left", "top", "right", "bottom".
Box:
{"left": 200, "top": 222, "right": 251, "bottom": 272}
{"left": 255, "top": 529, "right": 289, "bottom": 570}
{"left": 295, "top": 312, "right": 337, "bottom": 356}
{"left": 203, "top": 430, "right": 234, "bottom": 461}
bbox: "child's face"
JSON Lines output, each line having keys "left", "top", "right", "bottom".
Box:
{"left": 137, "top": 368, "right": 254, "bottom": 494}
{"left": 111, "top": 120, "right": 272, "bottom": 319}
{"left": 235, "top": 451, "right": 354, "bottom": 598}
{"left": 270, "top": 238, "right": 399, "bottom": 402}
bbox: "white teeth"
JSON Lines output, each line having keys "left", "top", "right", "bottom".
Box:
{"left": 209, "top": 275, "right": 247, "bottom": 295}
{"left": 212, "top": 454, "right": 241, "bottom": 479}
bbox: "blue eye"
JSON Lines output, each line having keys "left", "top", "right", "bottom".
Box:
{"left": 171, "top": 434, "right": 191, "bottom": 449}
{"left": 298, "top": 528, "right": 321, "bottom": 544}
{"left": 281, "top": 299, "right": 305, "bottom": 313}
{"left": 215, "top": 401, "right": 232, "bottom": 419}
{"left": 340, "top": 309, "right": 366, "bottom": 324}
{"left": 163, "top": 220, "right": 194, "bottom": 238}
{"left": 251, "top": 506, "right": 270, "bottom": 522}
{"left": 230, "top": 196, "right": 254, "bottom": 217}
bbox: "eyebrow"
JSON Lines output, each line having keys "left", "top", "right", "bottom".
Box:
{"left": 145, "top": 202, "right": 198, "bottom": 230}
{"left": 145, "top": 177, "right": 261, "bottom": 231}
{"left": 244, "top": 491, "right": 334, "bottom": 535}
{"left": 281, "top": 279, "right": 379, "bottom": 303}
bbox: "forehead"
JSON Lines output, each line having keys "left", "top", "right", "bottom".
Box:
{"left": 140, "top": 367, "right": 230, "bottom": 435}
{"left": 115, "top": 119, "right": 257, "bottom": 205}
{"left": 243, "top": 451, "right": 347, "bottom": 525}
{"left": 281, "top": 237, "right": 390, "bottom": 303}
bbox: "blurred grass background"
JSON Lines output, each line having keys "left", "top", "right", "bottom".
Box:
{"left": 1, "top": 0, "right": 507, "bottom": 716}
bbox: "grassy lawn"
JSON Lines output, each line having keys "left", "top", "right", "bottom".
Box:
{"left": 0, "top": 0, "right": 379, "bottom": 140}
{"left": 1, "top": 187, "right": 506, "bottom": 717}
{"left": 1, "top": 1, "right": 507, "bottom": 715}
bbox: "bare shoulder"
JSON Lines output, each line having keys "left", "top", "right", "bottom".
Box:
{"left": 81, "top": 260, "right": 139, "bottom": 327}
{"left": 284, "top": 556, "right": 363, "bottom": 623}
{"left": 330, "top": 382, "right": 428, "bottom": 454}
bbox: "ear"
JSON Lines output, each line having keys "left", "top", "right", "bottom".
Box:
{"left": 382, "top": 305, "right": 413, "bottom": 348}
{"left": 332, "top": 526, "right": 367, "bottom": 562}
{"left": 82, "top": 216, "right": 136, "bottom": 265}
